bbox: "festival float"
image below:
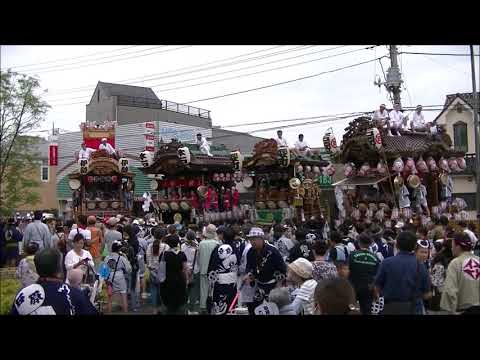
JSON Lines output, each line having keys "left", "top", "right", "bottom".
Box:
{"left": 331, "top": 116, "right": 468, "bottom": 228}
{"left": 67, "top": 122, "right": 135, "bottom": 218}
{"left": 139, "top": 138, "right": 248, "bottom": 224}
{"left": 243, "top": 139, "right": 331, "bottom": 225}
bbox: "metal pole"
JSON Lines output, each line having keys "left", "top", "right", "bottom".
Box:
{"left": 470, "top": 45, "right": 480, "bottom": 216}
{"left": 387, "top": 45, "right": 403, "bottom": 107}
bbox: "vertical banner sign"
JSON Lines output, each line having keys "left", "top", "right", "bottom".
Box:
{"left": 49, "top": 143, "right": 58, "bottom": 166}
{"left": 145, "top": 122, "right": 155, "bottom": 152}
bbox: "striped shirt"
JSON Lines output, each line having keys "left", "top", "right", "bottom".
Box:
{"left": 291, "top": 279, "right": 318, "bottom": 315}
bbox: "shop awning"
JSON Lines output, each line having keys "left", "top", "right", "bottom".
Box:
{"left": 332, "top": 175, "right": 389, "bottom": 187}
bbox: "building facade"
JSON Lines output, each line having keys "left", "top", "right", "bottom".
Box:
{"left": 14, "top": 137, "right": 57, "bottom": 213}
{"left": 56, "top": 82, "right": 263, "bottom": 215}
{"left": 435, "top": 92, "right": 479, "bottom": 214}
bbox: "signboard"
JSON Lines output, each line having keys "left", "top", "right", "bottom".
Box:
{"left": 145, "top": 122, "right": 155, "bottom": 152}
{"left": 49, "top": 144, "right": 58, "bottom": 166}
{"left": 317, "top": 175, "right": 332, "bottom": 187}
{"left": 256, "top": 209, "right": 284, "bottom": 225}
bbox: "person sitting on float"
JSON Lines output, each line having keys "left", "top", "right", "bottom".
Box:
{"left": 410, "top": 105, "right": 428, "bottom": 132}
{"left": 98, "top": 138, "right": 117, "bottom": 157}
{"left": 196, "top": 133, "right": 213, "bottom": 157}
{"left": 275, "top": 130, "right": 289, "bottom": 148}
{"left": 78, "top": 142, "right": 96, "bottom": 160}
{"left": 372, "top": 103, "right": 389, "bottom": 128}
{"left": 387, "top": 103, "right": 405, "bottom": 136}
{"left": 294, "top": 134, "right": 312, "bottom": 157}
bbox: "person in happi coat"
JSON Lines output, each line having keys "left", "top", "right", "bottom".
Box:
{"left": 244, "top": 227, "right": 287, "bottom": 315}
{"left": 207, "top": 228, "right": 238, "bottom": 314}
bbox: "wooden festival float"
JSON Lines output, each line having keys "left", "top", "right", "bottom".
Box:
{"left": 68, "top": 122, "right": 135, "bottom": 218}
{"left": 139, "top": 138, "right": 248, "bottom": 225}
{"left": 243, "top": 139, "right": 331, "bottom": 225}
{"left": 331, "top": 116, "right": 469, "bottom": 227}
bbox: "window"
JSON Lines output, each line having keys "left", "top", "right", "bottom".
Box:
{"left": 453, "top": 122, "right": 468, "bottom": 152}
{"left": 41, "top": 159, "right": 49, "bottom": 182}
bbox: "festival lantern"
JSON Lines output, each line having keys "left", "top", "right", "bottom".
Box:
{"left": 392, "top": 157, "right": 404, "bottom": 173}
{"left": 439, "top": 157, "right": 450, "bottom": 172}
{"left": 448, "top": 157, "right": 460, "bottom": 173}
{"left": 358, "top": 163, "right": 370, "bottom": 177}
{"left": 391, "top": 207, "right": 399, "bottom": 220}
{"left": 456, "top": 157, "right": 466, "bottom": 170}
{"left": 344, "top": 163, "right": 356, "bottom": 177}
{"left": 426, "top": 157, "right": 438, "bottom": 172}
{"left": 377, "top": 160, "right": 387, "bottom": 175}
{"left": 416, "top": 156, "right": 428, "bottom": 173}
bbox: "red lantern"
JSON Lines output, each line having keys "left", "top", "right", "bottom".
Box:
{"left": 169, "top": 179, "right": 176, "bottom": 188}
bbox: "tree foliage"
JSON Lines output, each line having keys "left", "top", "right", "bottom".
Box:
{"left": 0, "top": 136, "right": 42, "bottom": 216}
{"left": 0, "top": 69, "right": 50, "bottom": 214}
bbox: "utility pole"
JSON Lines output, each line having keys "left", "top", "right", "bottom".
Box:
{"left": 385, "top": 45, "right": 403, "bottom": 107}
{"left": 470, "top": 45, "right": 480, "bottom": 216}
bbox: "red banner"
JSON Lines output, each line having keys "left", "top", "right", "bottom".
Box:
{"left": 49, "top": 144, "right": 58, "bottom": 166}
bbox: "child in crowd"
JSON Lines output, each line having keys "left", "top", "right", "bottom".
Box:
{"left": 335, "top": 261, "right": 350, "bottom": 280}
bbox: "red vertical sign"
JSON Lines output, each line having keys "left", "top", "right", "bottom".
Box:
{"left": 145, "top": 122, "right": 155, "bottom": 152}
{"left": 49, "top": 144, "right": 58, "bottom": 166}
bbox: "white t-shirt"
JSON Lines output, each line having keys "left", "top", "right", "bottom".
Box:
{"left": 389, "top": 110, "right": 404, "bottom": 128}
{"left": 291, "top": 279, "right": 317, "bottom": 315}
{"left": 68, "top": 227, "right": 92, "bottom": 242}
{"left": 98, "top": 142, "right": 116, "bottom": 155}
{"left": 373, "top": 109, "right": 389, "bottom": 122}
{"left": 411, "top": 112, "right": 426, "bottom": 129}
{"left": 64, "top": 249, "right": 94, "bottom": 272}
{"left": 78, "top": 147, "right": 95, "bottom": 160}
{"left": 294, "top": 140, "right": 310, "bottom": 152}
{"left": 276, "top": 137, "right": 288, "bottom": 147}
{"left": 181, "top": 242, "right": 200, "bottom": 274}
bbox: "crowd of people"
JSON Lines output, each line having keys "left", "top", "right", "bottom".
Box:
{"left": 1, "top": 210, "right": 479, "bottom": 316}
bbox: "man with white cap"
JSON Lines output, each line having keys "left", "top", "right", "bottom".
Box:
{"left": 98, "top": 138, "right": 116, "bottom": 156}
{"left": 244, "top": 227, "right": 287, "bottom": 315}
{"left": 410, "top": 105, "right": 427, "bottom": 132}
{"left": 78, "top": 142, "right": 96, "bottom": 160}
{"left": 197, "top": 224, "right": 221, "bottom": 313}
{"left": 372, "top": 104, "right": 389, "bottom": 128}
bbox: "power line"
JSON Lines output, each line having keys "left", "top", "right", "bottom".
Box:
{"left": 43, "top": 45, "right": 320, "bottom": 98}
{"left": 183, "top": 56, "right": 387, "bottom": 104}
{"left": 148, "top": 46, "right": 376, "bottom": 92}
{"left": 1, "top": 45, "right": 138, "bottom": 70}
{"left": 400, "top": 51, "right": 480, "bottom": 57}
{"left": 20, "top": 46, "right": 193, "bottom": 75}
{"left": 41, "top": 46, "right": 286, "bottom": 95}
{"left": 46, "top": 45, "right": 374, "bottom": 103}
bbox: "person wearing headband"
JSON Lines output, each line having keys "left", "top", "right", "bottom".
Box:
{"left": 440, "top": 232, "right": 480, "bottom": 314}
{"left": 372, "top": 103, "right": 389, "bottom": 128}
{"left": 411, "top": 105, "right": 427, "bottom": 132}
{"left": 98, "top": 137, "right": 116, "bottom": 156}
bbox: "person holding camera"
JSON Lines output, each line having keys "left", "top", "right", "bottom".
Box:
{"left": 64, "top": 233, "right": 95, "bottom": 284}
{"left": 104, "top": 241, "right": 132, "bottom": 313}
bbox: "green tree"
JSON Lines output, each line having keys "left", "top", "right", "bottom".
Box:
{"left": 0, "top": 69, "right": 50, "bottom": 215}
{"left": 1, "top": 136, "right": 42, "bottom": 216}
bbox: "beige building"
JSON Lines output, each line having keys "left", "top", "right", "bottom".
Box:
{"left": 15, "top": 137, "right": 58, "bottom": 213}
{"left": 435, "top": 92, "right": 479, "bottom": 214}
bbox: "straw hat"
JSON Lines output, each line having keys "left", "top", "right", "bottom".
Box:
{"left": 288, "top": 258, "right": 313, "bottom": 280}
